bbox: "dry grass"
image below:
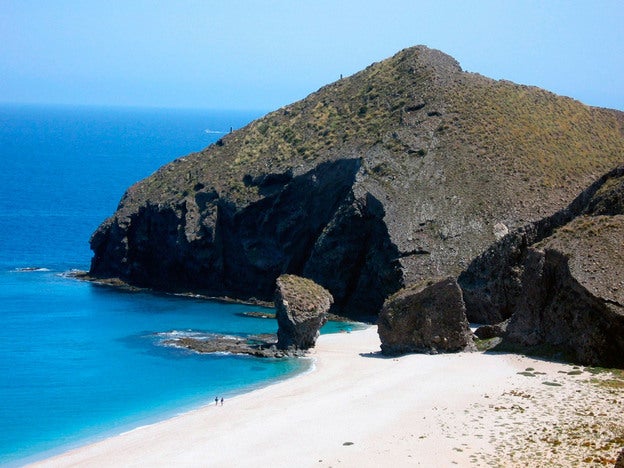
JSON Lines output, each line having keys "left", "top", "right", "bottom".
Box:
{"left": 277, "top": 274, "right": 333, "bottom": 312}
{"left": 469, "top": 364, "right": 624, "bottom": 467}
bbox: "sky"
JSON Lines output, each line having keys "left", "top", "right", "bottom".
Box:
{"left": 1, "top": 0, "right": 623, "bottom": 111}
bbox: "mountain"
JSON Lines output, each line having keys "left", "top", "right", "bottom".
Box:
{"left": 88, "top": 46, "right": 624, "bottom": 320}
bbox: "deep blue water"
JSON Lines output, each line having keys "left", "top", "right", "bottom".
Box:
{"left": 0, "top": 104, "right": 355, "bottom": 466}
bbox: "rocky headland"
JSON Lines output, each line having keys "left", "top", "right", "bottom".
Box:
{"left": 87, "top": 45, "right": 624, "bottom": 367}
{"left": 88, "top": 46, "right": 623, "bottom": 319}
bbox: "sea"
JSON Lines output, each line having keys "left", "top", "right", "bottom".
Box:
{"left": 0, "top": 104, "right": 357, "bottom": 466}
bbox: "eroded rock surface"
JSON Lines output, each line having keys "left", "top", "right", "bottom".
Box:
{"left": 165, "top": 333, "right": 289, "bottom": 358}
{"left": 275, "top": 274, "right": 333, "bottom": 350}
{"left": 378, "top": 277, "right": 475, "bottom": 355}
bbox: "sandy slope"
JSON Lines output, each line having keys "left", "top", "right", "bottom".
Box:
{"left": 31, "top": 327, "right": 624, "bottom": 467}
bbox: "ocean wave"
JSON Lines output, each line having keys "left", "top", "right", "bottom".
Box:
{"left": 153, "top": 330, "right": 208, "bottom": 340}
{"left": 152, "top": 330, "right": 241, "bottom": 341}
{"left": 204, "top": 129, "right": 226, "bottom": 134}
{"left": 58, "top": 269, "right": 85, "bottom": 279}
{"left": 14, "top": 266, "right": 51, "bottom": 272}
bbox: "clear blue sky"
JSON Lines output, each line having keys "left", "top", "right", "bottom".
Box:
{"left": 1, "top": 0, "right": 623, "bottom": 111}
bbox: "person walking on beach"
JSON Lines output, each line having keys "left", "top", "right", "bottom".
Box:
{"left": 215, "top": 396, "right": 219, "bottom": 406}
{"left": 220, "top": 397, "right": 224, "bottom": 406}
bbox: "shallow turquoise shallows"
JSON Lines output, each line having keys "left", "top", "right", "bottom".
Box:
{"left": 0, "top": 105, "right": 356, "bottom": 466}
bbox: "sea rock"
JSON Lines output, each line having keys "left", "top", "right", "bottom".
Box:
{"left": 377, "top": 277, "right": 475, "bottom": 355}
{"left": 165, "top": 333, "right": 289, "bottom": 358}
{"left": 87, "top": 46, "right": 624, "bottom": 320}
{"left": 275, "top": 274, "right": 333, "bottom": 350}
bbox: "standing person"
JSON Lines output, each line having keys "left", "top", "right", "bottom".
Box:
{"left": 215, "top": 396, "right": 219, "bottom": 406}
{"left": 220, "top": 397, "right": 224, "bottom": 406}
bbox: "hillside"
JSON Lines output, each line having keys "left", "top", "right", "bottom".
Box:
{"left": 89, "top": 45, "right": 624, "bottom": 319}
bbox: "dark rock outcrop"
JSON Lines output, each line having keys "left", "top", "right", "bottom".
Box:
{"left": 459, "top": 166, "right": 624, "bottom": 325}
{"left": 275, "top": 274, "right": 333, "bottom": 350}
{"left": 474, "top": 321, "right": 508, "bottom": 340}
{"left": 377, "top": 277, "right": 475, "bottom": 355}
{"left": 165, "top": 333, "right": 290, "bottom": 358}
{"left": 458, "top": 166, "right": 624, "bottom": 367}
{"left": 90, "top": 159, "right": 400, "bottom": 320}
{"left": 88, "top": 46, "right": 624, "bottom": 320}
{"left": 504, "top": 215, "right": 624, "bottom": 367}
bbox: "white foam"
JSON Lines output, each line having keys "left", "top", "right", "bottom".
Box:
{"left": 14, "top": 266, "right": 51, "bottom": 272}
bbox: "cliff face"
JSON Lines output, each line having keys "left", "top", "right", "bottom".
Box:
{"left": 506, "top": 219, "right": 624, "bottom": 367}
{"left": 90, "top": 158, "right": 401, "bottom": 318}
{"left": 89, "top": 46, "right": 624, "bottom": 320}
{"left": 457, "top": 166, "right": 624, "bottom": 366}
{"left": 459, "top": 166, "right": 624, "bottom": 325}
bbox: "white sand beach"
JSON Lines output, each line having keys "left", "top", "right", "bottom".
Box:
{"left": 31, "top": 327, "right": 624, "bottom": 467}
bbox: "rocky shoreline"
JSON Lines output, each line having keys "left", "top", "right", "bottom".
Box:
{"left": 163, "top": 332, "right": 306, "bottom": 358}
{"left": 68, "top": 270, "right": 275, "bottom": 308}
{"left": 71, "top": 271, "right": 344, "bottom": 359}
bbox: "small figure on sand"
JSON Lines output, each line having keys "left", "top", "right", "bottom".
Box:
{"left": 215, "top": 396, "right": 219, "bottom": 406}
{"left": 220, "top": 397, "right": 224, "bottom": 406}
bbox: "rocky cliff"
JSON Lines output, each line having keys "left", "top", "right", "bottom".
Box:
{"left": 89, "top": 45, "right": 624, "bottom": 320}
{"left": 459, "top": 166, "right": 624, "bottom": 324}
{"left": 505, "top": 216, "right": 624, "bottom": 367}
{"left": 457, "top": 166, "right": 624, "bottom": 366}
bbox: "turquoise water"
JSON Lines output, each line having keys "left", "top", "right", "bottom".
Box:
{"left": 0, "top": 105, "right": 355, "bottom": 466}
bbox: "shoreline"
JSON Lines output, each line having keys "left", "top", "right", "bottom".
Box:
{"left": 10, "top": 354, "right": 315, "bottom": 468}
{"left": 68, "top": 271, "right": 277, "bottom": 309}
{"left": 30, "top": 327, "right": 624, "bottom": 467}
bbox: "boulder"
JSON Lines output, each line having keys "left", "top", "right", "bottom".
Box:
{"left": 275, "top": 275, "right": 333, "bottom": 350}
{"left": 378, "top": 277, "right": 475, "bottom": 355}
{"left": 474, "top": 321, "right": 508, "bottom": 340}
